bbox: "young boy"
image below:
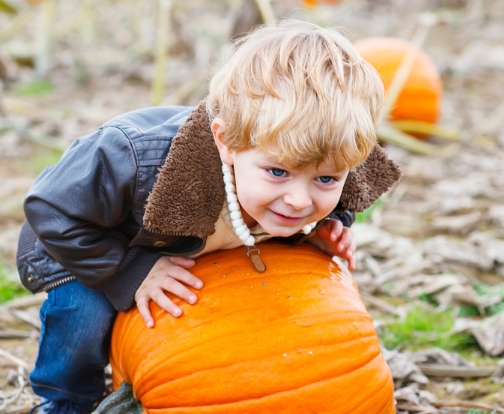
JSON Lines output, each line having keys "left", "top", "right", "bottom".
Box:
{"left": 17, "top": 20, "right": 401, "bottom": 414}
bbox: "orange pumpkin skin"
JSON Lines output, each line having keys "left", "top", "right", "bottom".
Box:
{"left": 110, "top": 242, "right": 395, "bottom": 414}
{"left": 302, "top": 0, "right": 341, "bottom": 5}
{"left": 354, "top": 37, "right": 442, "bottom": 126}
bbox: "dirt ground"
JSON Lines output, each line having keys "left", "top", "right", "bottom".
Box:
{"left": 1, "top": 0, "right": 504, "bottom": 413}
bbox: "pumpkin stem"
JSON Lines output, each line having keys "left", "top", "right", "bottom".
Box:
{"left": 92, "top": 382, "right": 143, "bottom": 414}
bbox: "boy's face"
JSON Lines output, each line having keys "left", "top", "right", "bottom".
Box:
{"left": 212, "top": 119, "right": 349, "bottom": 238}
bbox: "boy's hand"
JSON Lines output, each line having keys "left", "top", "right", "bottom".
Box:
{"left": 306, "top": 219, "right": 356, "bottom": 271}
{"left": 135, "top": 256, "right": 203, "bottom": 328}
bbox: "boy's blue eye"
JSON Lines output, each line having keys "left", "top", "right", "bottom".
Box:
{"left": 269, "top": 168, "right": 286, "bottom": 177}
{"left": 317, "top": 176, "right": 334, "bottom": 184}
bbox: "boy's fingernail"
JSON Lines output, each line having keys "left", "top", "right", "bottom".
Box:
{"left": 189, "top": 295, "right": 197, "bottom": 304}
{"left": 196, "top": 281, "right": 203, "bottom": 289}
{"left": 173, "top": 309, "right": 182, "bottom": 317}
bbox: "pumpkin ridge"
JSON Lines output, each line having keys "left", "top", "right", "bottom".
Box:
{"left": 153, "top": 373, "right": 376, "bottom": 404}
{"left": 124, "top": 308, "right": 381, "bottom": 397}
{"left": 135, "top": 336, "right": 383, "bottom": 410}
{"left": 132, "top": 310, "right": 377, "bottom": 375}
{"left": 142, "top": 364, "right": 393, "bottom": 414}
{"left": 143, "top": 376, "right": 381, "bottom": 409}
{"left": 188, "top": 258, "right": 340, "bottom": 289}
{"left": 156, "top": 259, "right": 346, "bottom": 306}
{"left": 138, "top": 332, "right": 380, "bottom": 384}
{"left": 173, "top": 275, "right": 345, "bottom": 300}
{"left": 109, "top": 309, "right": 141, "bottom": 385}
{"left": 132, "top": 332, "right": 375, "bottom": 387}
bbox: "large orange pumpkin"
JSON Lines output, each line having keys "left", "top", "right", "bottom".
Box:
{"left": 109, "top": 242, "right": 395, "bottom": 413}
{"left": 354, "top": 37, "right": 442, "bottom": 125}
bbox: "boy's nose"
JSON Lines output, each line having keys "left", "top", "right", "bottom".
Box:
{"left": 283, "top": 188, "right": 312, "bottom": 210}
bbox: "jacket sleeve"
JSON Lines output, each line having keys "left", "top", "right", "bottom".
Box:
{"left": 24, "top": 126, "right": 162, "bottom": 310}
{"left": 328, "top": 202, "right": 356, "bottom": 228}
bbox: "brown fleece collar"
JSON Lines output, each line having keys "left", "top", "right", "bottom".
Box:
{"left": 143, "top": 102, "right": 225, "bottom": 238}
{"left": 340, "top": 144, "right": 402, "bottom": 212}
{"left": 143, "top": 101, "right": 402, "bottom": 237}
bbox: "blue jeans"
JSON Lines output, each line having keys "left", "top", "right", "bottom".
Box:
{"left": 30, "top": 280, "right": 116, "bottom": 405}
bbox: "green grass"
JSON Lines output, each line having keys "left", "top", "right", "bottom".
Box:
{"left": 0, "top": 0, "right": 16, "bottom": 14}
{"left": 378, "top": 302, "right": 475, "bottom": 352}
{"left": 356, "top": 198, "right": 383, "bottom": 223}
{"left": 0, "top": 261, "right": 29, "bottom": 304}
{"left": 452, "top": 283, "right": 504, "bottom": 317}
{"left": 18, "top": 147, "right": 63, "bottom": 175}
{"left": 407, "top": 279, "right": 504, "bottom": 317}
{"left": 473, "top": 283, "right": 504, "bottom": 315}
{"left": 14, "top": 79, "right": 55, "bottom": 97}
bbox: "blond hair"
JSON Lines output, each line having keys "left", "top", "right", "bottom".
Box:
{"left": 206, "top": 20, "right": 384, "bottom": 170}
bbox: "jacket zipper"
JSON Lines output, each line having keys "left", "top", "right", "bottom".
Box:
{"left": 147, "top": 228, "right": 191, "bottom": 237}
{"left": 43, "top": 275, "right": 77, "bottom": 292}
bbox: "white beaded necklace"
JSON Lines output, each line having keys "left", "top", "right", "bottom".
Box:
{"left": 222, "top": 163, "right": 317, "bottom": 273}
{"left": 222, "top": 163, "right": 255, "bottom": 247}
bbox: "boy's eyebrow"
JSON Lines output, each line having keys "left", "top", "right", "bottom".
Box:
{"left": 260, "top": 152, "right": 285, "bottom": 165}
{"left": 318, "top": 170, "right": 348, "bottom": 179}
{"left": 315, "top": 164, "right": 349, "bottom": 176}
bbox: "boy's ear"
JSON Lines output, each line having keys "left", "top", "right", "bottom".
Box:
{"left": 211, "top": 118, "right": 234, "bottom": 165}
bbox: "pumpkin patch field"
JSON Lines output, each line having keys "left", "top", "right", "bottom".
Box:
{"left": 1, "top": 1, "right": 504, "bottom": 413}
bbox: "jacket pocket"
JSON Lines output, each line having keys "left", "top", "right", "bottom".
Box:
{"left": 16, "top": 220, "right": 72, "bottom": 293}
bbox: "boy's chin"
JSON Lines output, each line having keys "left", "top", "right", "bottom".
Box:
{"left": 263, "top": 226, "right": 302, "bottom": 238}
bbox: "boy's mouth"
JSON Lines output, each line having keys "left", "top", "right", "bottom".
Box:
{"left": 270, "top": 210, "right": 306, "bottom": 224}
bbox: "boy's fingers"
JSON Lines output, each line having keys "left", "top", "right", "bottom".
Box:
{"left": 329, "top": 220, "right": 343, "bottom": 241}
{"left": 348, "top": 255, "right": 356, "bottom": 271}
{"left": 159, "top": 278, "right": 198, "bottom": 305}
{"left": 151, "top": 291, "right": 184, "bottom": 318}
{"left": 169, "top": 256, "right": 196, "bottom": 268}
{"left": 137, "top": 298, "right": 155, "bottom": 328}
{"left": 338, "top": 229, "right": 355, "bottom": 252}
{"left": 338, "top": 227, "right": 351, "bottom": 244}
{"left": 184, "top": 274, "right": 203, "bottom": 290}
{"left": 166, "top": 265, "right": 203, "bottom": 290}
{"left": 337, "top": 240, "right": 350, "bottom": 253}
{"left": 343, "top": 248, "right": 356, "bottom": 271}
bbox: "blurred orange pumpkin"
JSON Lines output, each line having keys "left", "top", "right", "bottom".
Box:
{"left": 302, "top": 0, "right": 341, "bottom": 5}
{"left": 354, "top": 37, "right": 442, "bottom": 125}
{"left": 109, "top": 242, "right": 395, "bottom": 414}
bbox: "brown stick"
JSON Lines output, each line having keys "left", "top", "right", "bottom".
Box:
{"left": 0, "top": 329, "right": 36, "bottom": 339}
{"left": 417, "top": 363, "right": 497, "bottom": 378}
{"left": 432, "top": 399, "right": 504, "bottom": 413}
